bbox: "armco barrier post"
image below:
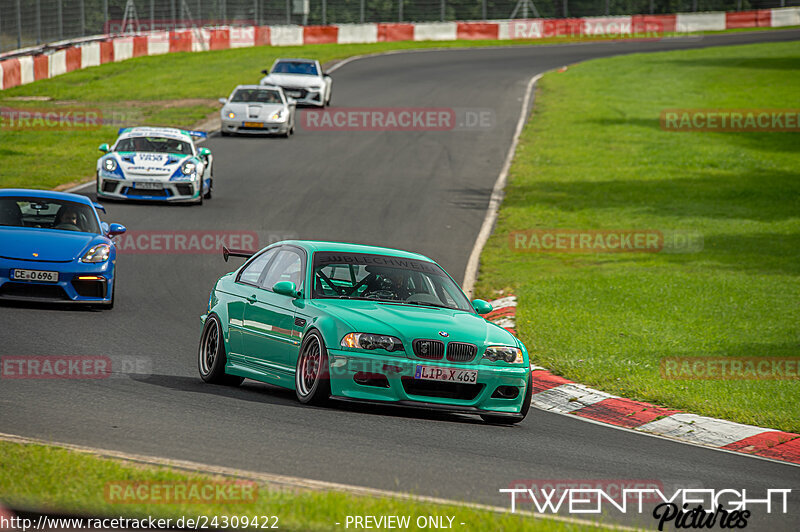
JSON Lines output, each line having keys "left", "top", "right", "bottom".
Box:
{"left": 16, "top": 0, "right": 22, "bottom": 49}
{"left": 58, "top": 0, "right": 63, "bottom": 41}
{"left": 36, "top": 0, "right": 41, "bottom": 45}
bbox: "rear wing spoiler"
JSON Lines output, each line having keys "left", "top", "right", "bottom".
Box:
{"left": 223, "top": 246, "right": 255, "bottom": 262}
{"left": 116, "top": 127, "right": 207, "bottom": 139}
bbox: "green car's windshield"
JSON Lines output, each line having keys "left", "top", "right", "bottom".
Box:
{"left": 312, "top": 252, "right": 472, "bottom": 312}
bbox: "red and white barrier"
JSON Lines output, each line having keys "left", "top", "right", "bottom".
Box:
{"left": 676, "top": 12, "right": 726, "bottom": 32}
{"left": 1, "top": 8, "right": 797, "bottom": 91}
{"left": 486, "top": 296, "right": 800, "bottom": 465}
{"left": 771, "top": 6, "right": 800, "bottom": 27}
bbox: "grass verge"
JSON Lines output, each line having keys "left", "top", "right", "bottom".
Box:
{"left": 475, "top": 40, "right": 800, "bottom": 433}
{"left": 0, "top": 440, "right": 614, "bottom": 531}
{"left": 0, "top": 26, "right": 795, "bottom": 190}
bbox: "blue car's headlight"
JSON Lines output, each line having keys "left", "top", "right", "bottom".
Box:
{"left": 483, "top": 346, "right": 524, "bottom": 364}
{"left": 341, "top": 333, "right": 404, "bottom": 353}
{"left": 103, "top": 158, "right": 117, "bottom": 172}
{"left": 81, "top": 244, "right": 111, "bottom": 263}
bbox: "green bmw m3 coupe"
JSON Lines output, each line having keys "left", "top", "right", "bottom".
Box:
{"left": 198, "top": 241, "right": 532, "bottom": 424}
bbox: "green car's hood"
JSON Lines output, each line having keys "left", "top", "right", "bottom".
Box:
{"left": 310, "top": 299, "right": 518, "bottom": 349}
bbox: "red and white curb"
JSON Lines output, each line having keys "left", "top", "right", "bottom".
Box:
{"left": 486, "top": 295, "right": 800, "bottom": 465}
{"left": 0, "top": 504, "right": 15, "bottom": 529}
{"left": 2, "top": 7, "right": 799, "bottom": 91}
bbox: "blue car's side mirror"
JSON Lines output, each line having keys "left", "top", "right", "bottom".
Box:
{"left": 273, "top": 281, "right": 300, "bottom": 298}
{"left": 198, "top": 147, "right": 211, "bottom": 157}
{"left": 472, "top": 299, "right": 493, "bottom": 315}
{"left": 108, "top": 223, "right": 126, "bottom": 237}
{"left": 99, "top": 143, "right": 110, "bottom": 153}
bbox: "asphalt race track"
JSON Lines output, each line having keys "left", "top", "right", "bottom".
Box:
{"left": 2, "top": 29, "right": 799, "bottom": 530}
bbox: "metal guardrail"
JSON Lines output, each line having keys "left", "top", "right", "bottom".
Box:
{"left": 1, "top": 0, "right": 798, "bottom": 54}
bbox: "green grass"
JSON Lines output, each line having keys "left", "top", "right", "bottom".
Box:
{"left": 475, "top": 41, "right": 800, "bottom": 433}
{"left": 1, "top": 26, "right": 794, "bottom": 190}
{"left": 0, "top": 441, "right": 614, "bottom": 531}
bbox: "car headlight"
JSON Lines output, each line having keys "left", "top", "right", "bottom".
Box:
{"left": 341, "top": 333, "right": 404, "bottom": 353}
{"left": 103, "top": 158, "right": 117, "bottom": 172}
{"left": 81, "top": 244, "right": 111, "bottom": 263}
{"left": 181, "top": 161, "right": 197, "bottom": 175}
{"left": 482, "top": 346, "right": 524, "bottom": 364}
{"left": 225, "top": 110, "right": 235, "bottom": 119}
{"left": 270, "top": 109, "right": 286, "bottom": 122}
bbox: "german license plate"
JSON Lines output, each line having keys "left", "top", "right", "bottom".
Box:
{"left": 243, "top": 122, "right": 265, "bottom": 128}
{"left": 414, "top": 365, "right": 478, "bottom": 384}
{"left": 13, "top": 269, "right": 58, "bottom": 282}
{"left": 135, "top": 182, "right": 162, "bottom": 190}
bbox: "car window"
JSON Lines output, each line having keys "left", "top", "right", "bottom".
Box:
{"left": 311, "top": 252, "right": 472, "bottom": 312}
{"left": 115, "top": 136, "right": 193, "bottom": 155}
{"left": 238, "top": 248, "right": 278, "bottom": 286}
{"left": 260, "top": 249, "right": 304, "bottom": 292}
{"left": 0, "top": 197, "right": 100, "bottom": 234}
{"left": 231, "top": 89, "right": 282, "bottom": 104}
{"left": 271, "top": 61, "right": 318, "bottom": 76}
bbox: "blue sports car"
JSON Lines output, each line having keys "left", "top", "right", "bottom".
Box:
{"left": 0, "top": 189, "right": 126, "bottom": 308}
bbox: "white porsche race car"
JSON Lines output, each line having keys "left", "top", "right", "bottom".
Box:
{"left": 96, "top": 127, "right": 213, "bottom": 205}
{"left": 259, "top": 58, "right": 332, "bottom": 107}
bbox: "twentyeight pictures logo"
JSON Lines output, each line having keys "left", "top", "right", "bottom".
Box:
{"left": 500, "top": 487, "right": 792, "bottom": 530}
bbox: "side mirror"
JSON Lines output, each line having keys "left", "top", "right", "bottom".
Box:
{"left": 198, "top": 147, "right": 211, "bottom": 157}
{"left": 98, "top": 143, "right": 110, "bottom": 153}
{"left": 273, "top": 281, "right": 300, "bottom": 298}
{"left": 108, "top": 223, "right": 127, "bottom": 237}
{"left": 218, "top": 98, "right": 227, "bottom": 105}
{"left": 287, "top": 97, "right": 296, "bottom": 106}
{"left": 261, "top": 69, "right": 269, "bottom": 75}
{"left": 472, "top": 299, "right": 493, "bottom": 315}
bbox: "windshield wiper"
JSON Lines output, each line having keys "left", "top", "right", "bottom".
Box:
{"left": 402, "top": 301, "right": 453, "bottom": 310}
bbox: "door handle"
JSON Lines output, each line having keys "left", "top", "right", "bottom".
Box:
{"left": 246, "top": 294, "right": 257, "bottom": 304}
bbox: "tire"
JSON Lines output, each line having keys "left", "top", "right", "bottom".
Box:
{"left": 294, "top": 329, "right": 330, "bottom": 405}
{"left": 220, "top": 130, "right": 230, "bottom": 137}
{"left": 198, "top": 314, "right": 244, "bottom": 386}
{"left": 480, "top": 371, "right": 532, "bottom": 425}
{"left": 204, "top": 178, "right": 213, "bottom": 199}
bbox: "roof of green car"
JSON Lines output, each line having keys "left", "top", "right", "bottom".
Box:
{"left": 283, "top": 240, "right": 434, "bottom": 262}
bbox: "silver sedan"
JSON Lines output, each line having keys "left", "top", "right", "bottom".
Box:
{"left": 219, "top": 85, "right": 296, "bottom": 137}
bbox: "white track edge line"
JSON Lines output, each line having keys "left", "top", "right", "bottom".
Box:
{"left": 0, "top": 432, "right": 641, "bottom": 531}
{"left": 462, "top": 72, "right": 543, "bottom": 297}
